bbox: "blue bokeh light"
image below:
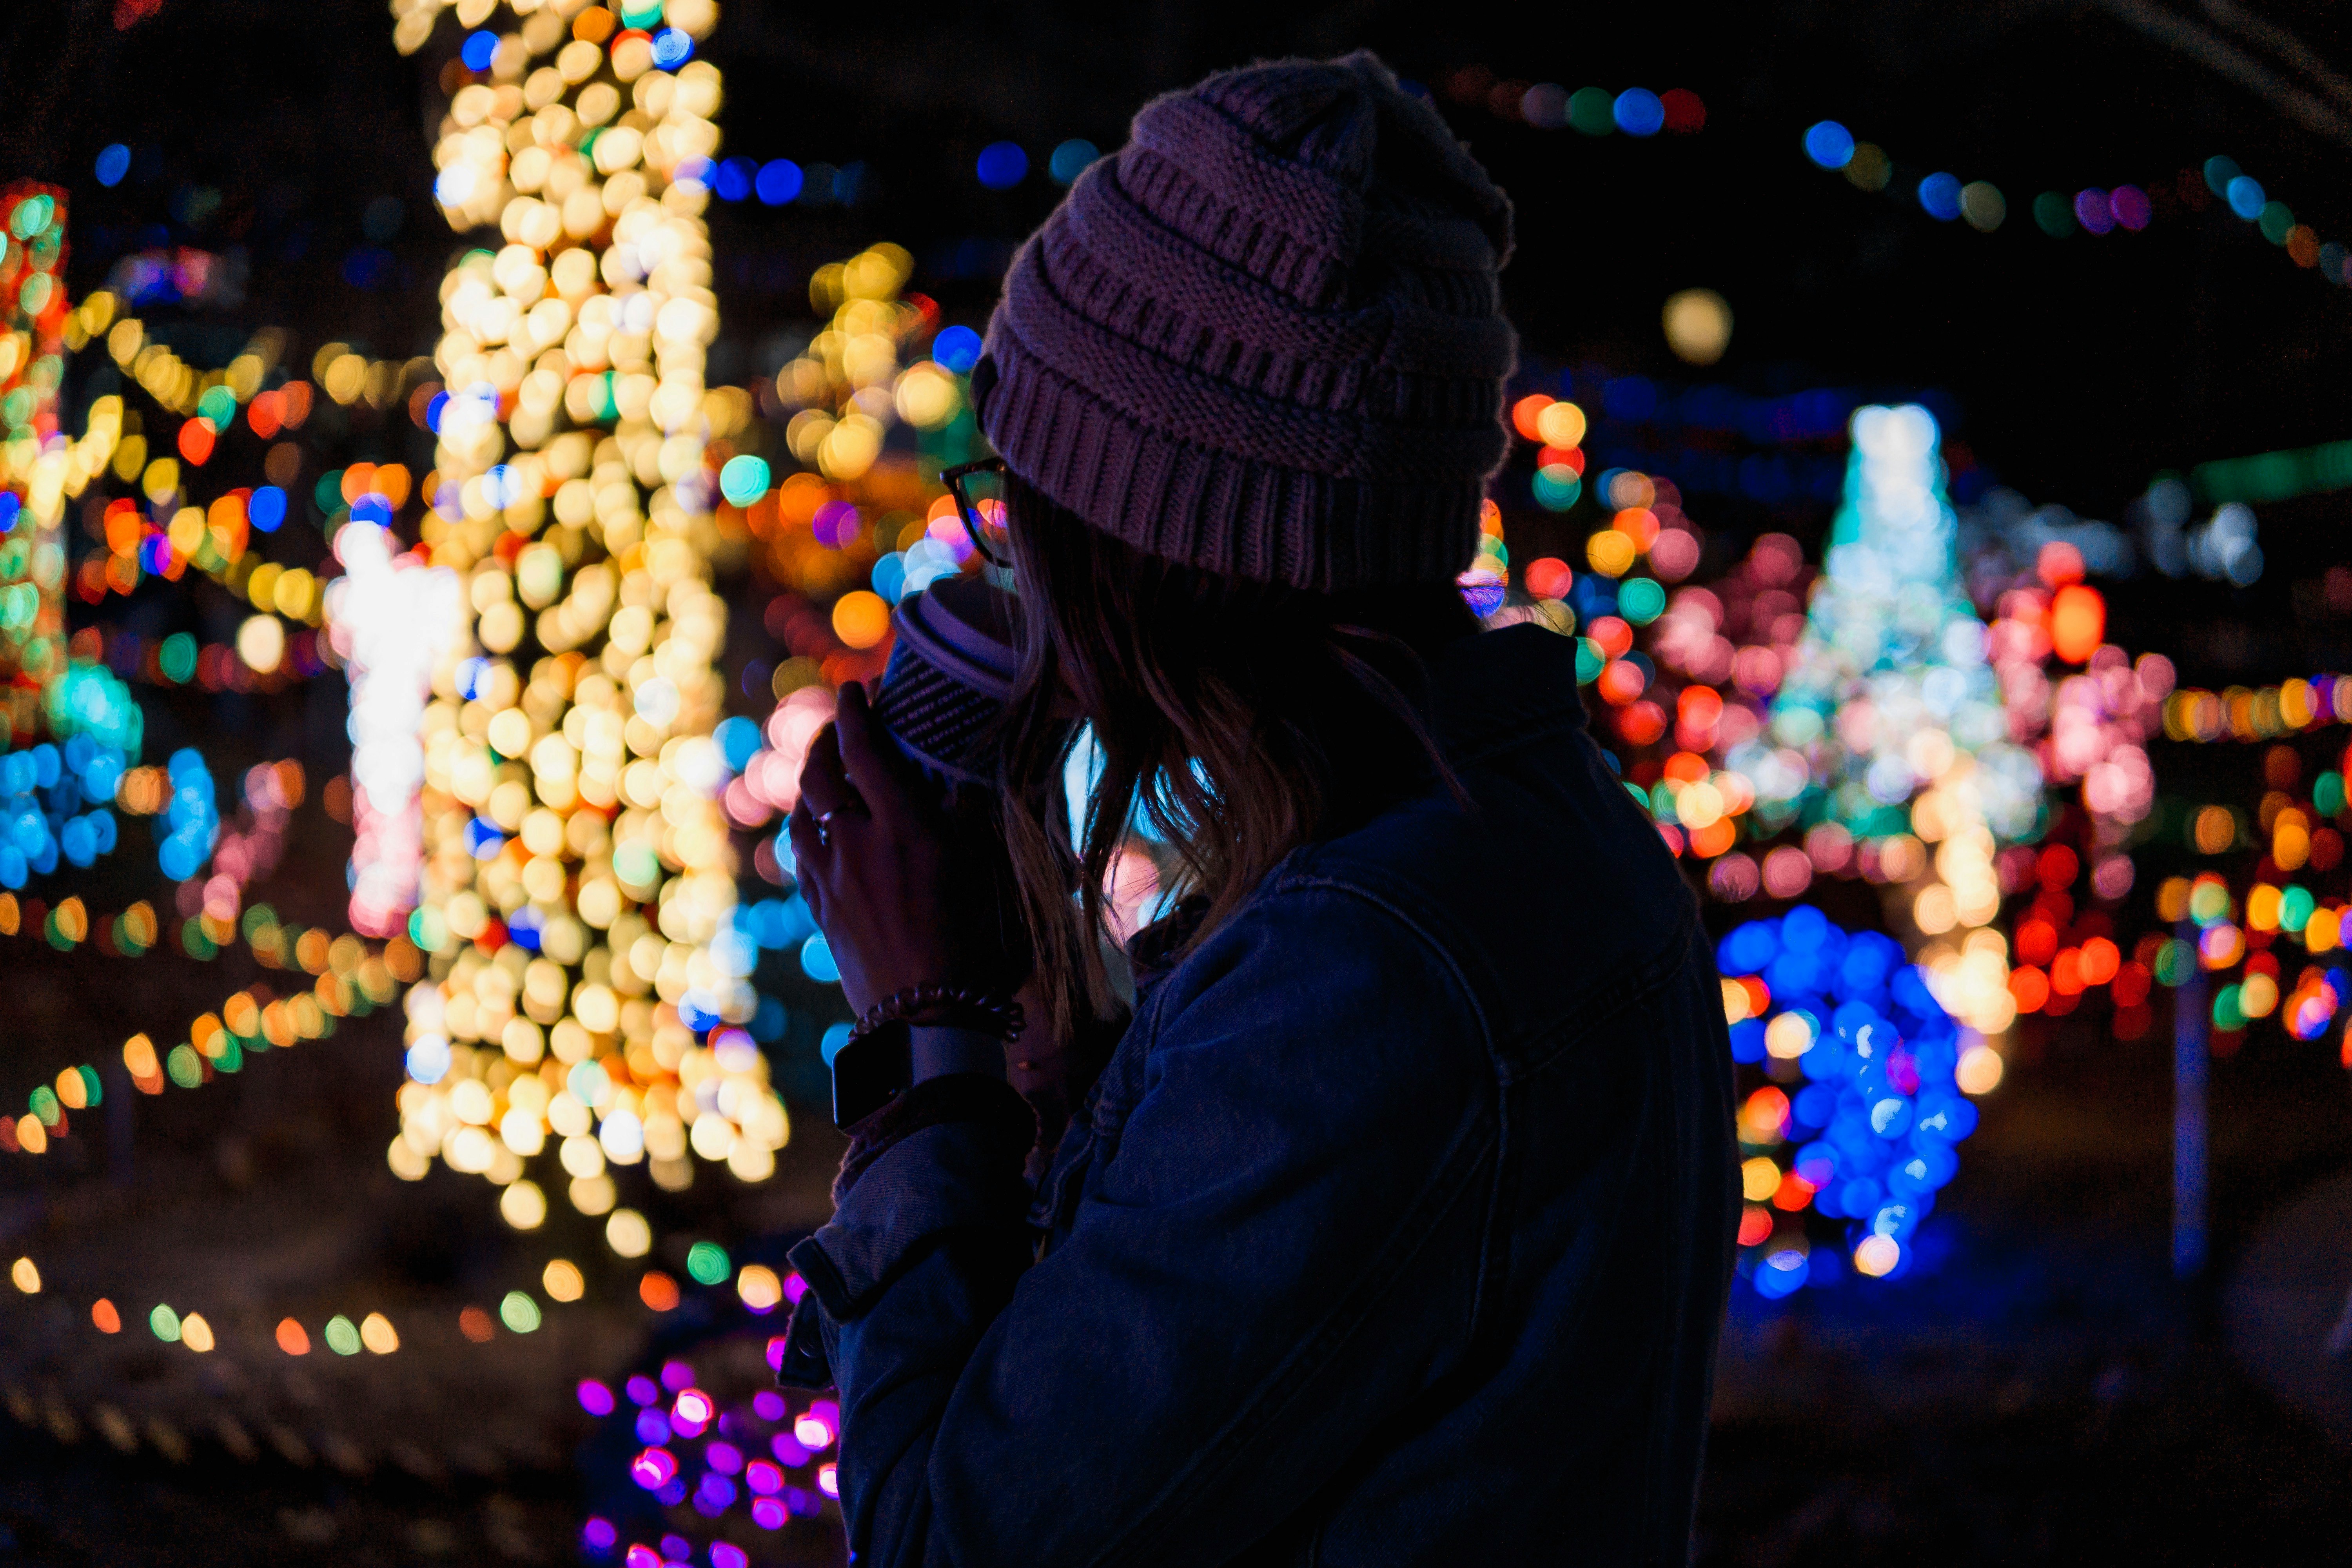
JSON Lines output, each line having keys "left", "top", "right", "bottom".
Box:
{"left": 1613, "top": 89, "right": 1665, "bottom": 137}
{"left": 932, "top": 324, "right": 983, "bottom": 374}
{"left": 1916, "top": 172, "right": 1962, "bottom": 221}
{"left": 976, "top": 142, "right": 1028, "bottom": 190}
{"left": 1802, "top": 120, "right": 1855, "bottom": 171}
{"left": 800, "top": 933, "right": 839, "bottom": 984}
{"left": 755, "top": 159, "right": 804, "bottom": 206}
{"left": 1048, "top": 138, "right": 1099, "bottom": 185}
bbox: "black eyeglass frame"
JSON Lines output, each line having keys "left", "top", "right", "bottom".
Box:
{"left": 941, "top": 457, "right": 1012, "bottom": 569}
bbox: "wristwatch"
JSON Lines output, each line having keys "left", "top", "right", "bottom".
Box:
{"left": 829, "top": 1021, "right": 1008, "bottom": 1129}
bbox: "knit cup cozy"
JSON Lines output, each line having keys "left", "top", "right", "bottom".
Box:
{"left": 975, "top": 51, "right": 1518, "bottom": 592}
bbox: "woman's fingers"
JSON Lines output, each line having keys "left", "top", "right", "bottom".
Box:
{"left": 832, "top": 681, "right": 916, "bottom": 823}
{"left": 795, "top": 720, "right": 866, "bottom": 824}
{"left": 786, "top": 799, "right": 829, "bottom": 920}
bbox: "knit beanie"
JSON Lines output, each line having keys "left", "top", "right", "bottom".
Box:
{"left": 973, "top": 51, "right": 1517, "bottom": 592}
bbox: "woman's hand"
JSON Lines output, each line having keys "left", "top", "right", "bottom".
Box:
{"left": 788, "top": 682, "right": 1024, "bottom": 1019}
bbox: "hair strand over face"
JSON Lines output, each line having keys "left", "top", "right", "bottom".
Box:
{"left": 989, "top": 474, "right": 1476, "bottom": 1042}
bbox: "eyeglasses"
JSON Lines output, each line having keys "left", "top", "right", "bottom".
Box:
{"left": 942, "top": 457, "right": 1012, "bottom": 569}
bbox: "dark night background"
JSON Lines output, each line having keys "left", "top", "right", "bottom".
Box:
{"left": 5, "top": 1, "right": 2352, "bottom": 1563}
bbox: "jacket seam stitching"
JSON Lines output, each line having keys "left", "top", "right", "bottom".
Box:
{"left": 1085, "top": 880, "right": 1499, "bottom": 1568}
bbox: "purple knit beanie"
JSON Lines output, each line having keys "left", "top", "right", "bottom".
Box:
{"left": 973, "top": 51, "right": 1517, "bottom": 592}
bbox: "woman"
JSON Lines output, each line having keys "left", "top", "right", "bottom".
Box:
{"left": 785, "top": 51, "right": 1737, "bottom": 1565}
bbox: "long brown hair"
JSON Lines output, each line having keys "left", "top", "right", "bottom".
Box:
{"left": 993, "top": 473, "right": 1476, "bottom": 1036}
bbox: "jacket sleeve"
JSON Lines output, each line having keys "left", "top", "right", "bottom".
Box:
{"left": 786, "top": 881, "right": 1497, "bottom": 1567}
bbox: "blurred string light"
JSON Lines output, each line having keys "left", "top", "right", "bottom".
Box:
{"left": 1802, "top": 120, "right": 2012, "bottom": 232}
{"left": 0, "top": 935, "right": 413, "bottom": 1155}
{"left": 1433, "top": 65, "right": 1705, "bottom": 136}
{"left": 1802, "top": 122, "right": 2352, "bottom": 286}
{"left": 2185, "top": 435, "right": 2352, "bottom": 508}
{"left": 2161, "top": 673, "right": 2352, "bottom": 744}
{"left": 1513, "top": 354, "right": 2270, "bottom": 588}
{"left": 0, "top": 860, "right": 415, "bottom": 982}
{"left": 388, "top": 0, "right": 791, "bottom": 1206}
{"left": 1718, "top": 909, "right": 1988, "bottom": 1290}
{"left": 704, "top": 156, "right": 876, "bottom": 209}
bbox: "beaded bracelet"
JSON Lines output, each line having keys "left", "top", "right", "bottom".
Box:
{"left": 845, "top": 982, "right": 1024, "bottom": 1047}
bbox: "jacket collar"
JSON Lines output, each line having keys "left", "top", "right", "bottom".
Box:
{"left": 1430, "top": 621, "right": 1589, "bottom": 765}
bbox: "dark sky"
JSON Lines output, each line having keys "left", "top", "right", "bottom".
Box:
{"left": 5, "top": 0, "right": 2350, "bottom": 541}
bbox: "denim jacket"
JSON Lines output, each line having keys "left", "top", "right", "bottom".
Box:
{"left": 786, "top": 622, "right": 1740, "bottom": 1565}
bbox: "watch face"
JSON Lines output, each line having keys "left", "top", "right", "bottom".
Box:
{"left": 829, "top": 1026, "right": 910, "bottom": 1130}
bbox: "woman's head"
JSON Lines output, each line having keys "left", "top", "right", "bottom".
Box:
{"left": 992, "top": 476, "right": 1475, "bottom": 1033}
{"left": 968, "top": 51, "right": 1517, "bottom": 1022}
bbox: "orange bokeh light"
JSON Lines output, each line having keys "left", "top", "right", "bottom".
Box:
{"left": 176, "top": 418, "right": 214, "bottom": 465}
{"left": 1510, "top": 393, "right": 1553, "bottom": 443}
{"left": 2050, "top": 583, "right": 2105, "bottom": 664}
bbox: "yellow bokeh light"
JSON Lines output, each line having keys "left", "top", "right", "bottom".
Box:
{"left": 1534, "top": 399, "right": 1586, "bottom": 448}
{"left": 1955, "top": 1043, "right": 2005, "bottom": 1096}
{"left": 9, "top": 1257, "right": 38, "bottom": 1294}
{"left": 543, "top": 1259, "right": 586, "bottom": 1302}
{"left": 1662, "top": 288, "right": 1733, "bottom": 365}
{"left": 500, "top": 1179, "right": 548, "bottom": 1230}
{"left": 1586, "top": 530, "right": 1638, "bottom": 578}
{"left": 1763, "top": 1012, "right": 1815, "bottom": 1059}
{"left": 180, "top": 1312, "right": 216, "bottom": 1353}
{"left": 235, "top": 614, "right": 285, "bottom": 674}
{"left": 1853, "top": 1235, "right": 1901, "bottom": 1277}
{"left": 605, "top": 1207, "right": 653, "bottom": 1258}
{"left": 2241, "top": 971, "right": 2280, "bottom": 1018}
{"left": 1740, "top": 1156, "right": 1781, "bottom": 1201}
{"left": 360, "top": 1311, "right": 399, "bottom": 1354}
{"left": 737, "top": 1263, "right": 783, "bottom": 1311}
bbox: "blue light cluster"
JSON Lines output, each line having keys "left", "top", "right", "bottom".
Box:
{"left": 0, "top": 740, "right": 123, "bottom": 886}
{"left": 155, "top": 748, "right": 219, "bottom": 883}
{"left": 1720, "top": 906, "right": 1979, "bottom": 1296}
{"left": 0, "top": 664, "right": 154, "bottom": 886}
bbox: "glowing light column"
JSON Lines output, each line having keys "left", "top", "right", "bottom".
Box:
{"left": 1767, "top": 405, "right": 2038, "bottom": 1053}
{"left": 327, "top": 520, "right": 463, "bottom": 935}
{"left": 389, "top": 0, "right": 784, "bottom": 1215}
{"left": 0, "top": 185, "right": 86, "bottom": 740}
